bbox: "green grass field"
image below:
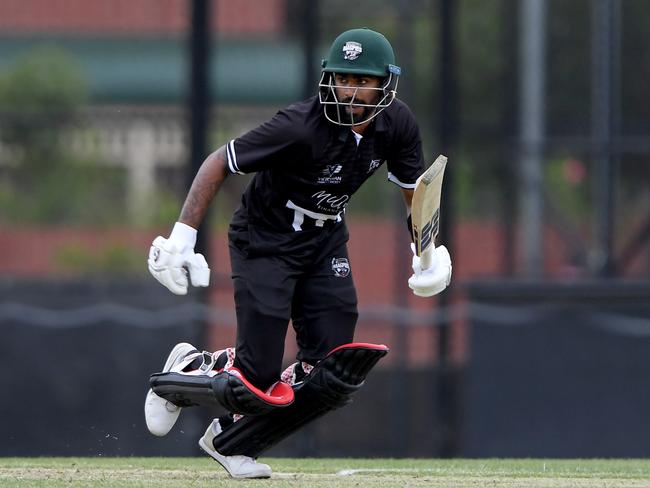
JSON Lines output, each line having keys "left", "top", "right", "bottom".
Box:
{"left": 1, "top": 458, "right": 649, "bottom": 487}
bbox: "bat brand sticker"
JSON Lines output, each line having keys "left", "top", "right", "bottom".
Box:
{"left": 331, "top": 257, "right": 350, "bottom": 277}
{"left": 419, "top": 208, "right": 440, "bottom": 252}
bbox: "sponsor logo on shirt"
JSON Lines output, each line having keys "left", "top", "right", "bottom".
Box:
{"left": 317, "top": 164, "right": 343, "bottom": 184}
{"left": 331, "top": 257, "right": 351, "bottom": 277}
{"left": 312, "top": 190, "right": 350, "bottom": 212}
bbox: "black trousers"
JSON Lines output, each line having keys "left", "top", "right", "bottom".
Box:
{"left": 228, "top": 225, "right": 358, "bottom": 390}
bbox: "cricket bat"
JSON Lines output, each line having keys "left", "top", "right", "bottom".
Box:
{"left": 410, "top": 155, "right": 448, "bottom": 270}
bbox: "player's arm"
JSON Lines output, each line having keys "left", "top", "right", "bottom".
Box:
{"left": 401, "top": 188, "right": 414, "bottom": 211}
{"left": 148, "top": 146, "right": 229, "bottom": 295}
{"left": 179, "top": 146, "right": 229, "bottom": 228}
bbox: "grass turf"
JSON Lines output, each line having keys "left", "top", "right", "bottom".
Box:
{"left": 0, "top": 458, "right": 649, "bottom": 487}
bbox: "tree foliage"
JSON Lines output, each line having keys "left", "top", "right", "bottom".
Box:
{"left": 0, "top": 47, "right": 126, "bottom": 225}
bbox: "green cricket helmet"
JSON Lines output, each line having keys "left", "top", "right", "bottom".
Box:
{"left": 319, "top": 28, "right": 401, "bottom": 126}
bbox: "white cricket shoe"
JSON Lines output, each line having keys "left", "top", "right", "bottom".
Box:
{"left": 144, "top": 342, "right": 197, "bottom": 436}
{"left": 198, "top": 419, "right": 272, "bottom": 479}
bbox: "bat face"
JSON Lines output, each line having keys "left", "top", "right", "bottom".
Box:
{"left": 411, "top": 155, "right": 447, "bottom": 269}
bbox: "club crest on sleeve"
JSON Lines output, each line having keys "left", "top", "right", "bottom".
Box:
{"left": 342, "top": 41, "right": 362, "bottom": 60}
{"left": 331, "top": 257, "right": 350, "bottom": 277}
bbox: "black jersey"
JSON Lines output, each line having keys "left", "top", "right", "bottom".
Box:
{"left": 226, "top": 96, "right": 424, "bottom": 256}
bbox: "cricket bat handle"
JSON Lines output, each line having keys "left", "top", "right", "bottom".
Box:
{"left": 419, "top": 246, "right": 436, "bottom": 271}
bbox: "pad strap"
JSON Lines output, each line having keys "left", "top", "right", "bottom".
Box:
{"left": 212, "top": 342, "right": 389, "bottom": 457}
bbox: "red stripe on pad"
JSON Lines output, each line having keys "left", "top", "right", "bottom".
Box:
{"left": 227, "top": 368, "right": 294, "bottom": 405}
{"left": 328, "top": 342, "right": 390, "bottom": 354}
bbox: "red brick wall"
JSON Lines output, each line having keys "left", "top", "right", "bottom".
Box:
{"left": 0, "top": 0, "right": 284, "bottom": 35}
{"left": 0, "top": 218, "right": 614, "bottom": 283}
{"left": 2, "top": 219, "right": 644, "bottom": 366}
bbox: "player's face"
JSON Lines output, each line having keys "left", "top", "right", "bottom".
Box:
{"left": 333, "top": 74, "right": 383, "bottom": 119}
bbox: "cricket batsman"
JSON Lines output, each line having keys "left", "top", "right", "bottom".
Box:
{"left": 145, "top": 27, "right": 452, "bottom": 478}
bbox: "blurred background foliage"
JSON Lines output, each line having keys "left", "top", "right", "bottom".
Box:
{"left": 0, "top": 0, "right": 648, "bottom": 277}
{"left": 0, "top": 48, "right": 127, "bottom": 226}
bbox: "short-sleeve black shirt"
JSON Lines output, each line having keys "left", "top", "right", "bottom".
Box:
{"left": 226, "top": 96, "right": 424, "bottom": 256}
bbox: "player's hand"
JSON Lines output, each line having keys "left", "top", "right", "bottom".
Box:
{"left": 148, "top": 222, "right": 210, "bottom": 295}
{"left": 408, "top": 243, "right": 452, "bottom": 297}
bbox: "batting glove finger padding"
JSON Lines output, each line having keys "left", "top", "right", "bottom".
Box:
{"left": 408, "top": 244, "right": 452, "bottom": 297}
{"left": 147, "top": 223, "right": 211, "bottom": 295}
{"left": 148, "top": 236, "right": 190, "bottom": 295}
{"left": 187, "top": 252, "right": 210, "bottom": 287}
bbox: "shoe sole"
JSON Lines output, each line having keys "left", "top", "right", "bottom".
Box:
{"left": 198, "top": 436, "right": 271, "bottom": 479}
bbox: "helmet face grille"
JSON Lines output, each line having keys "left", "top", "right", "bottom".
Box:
{"left": 319, "top": 28, "right": 400, "bottom": 126}
{"left": 318, "top": 71, "right": 399, "bottom": 126}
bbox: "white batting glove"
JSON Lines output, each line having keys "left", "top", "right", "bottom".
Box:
{"left": 408, "top": 242, "right": 452, "bottom": 297}
{"left": 148, "top": 222, "right": 210, "bottom": 295}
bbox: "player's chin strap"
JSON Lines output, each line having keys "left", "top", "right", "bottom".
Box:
{"left": 149, "top": 351, "right": 295, "bottom": 416}
{"left": 211, "top": 342, "right": 389, "bottom": 458}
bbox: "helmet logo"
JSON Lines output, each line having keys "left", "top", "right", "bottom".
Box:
{"left": 342, "top": 41, "right": 362, "bottom": 60}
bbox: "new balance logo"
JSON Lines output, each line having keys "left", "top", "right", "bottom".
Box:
{"left": 368, "top": 159, "right": 382, "bottom": 173}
